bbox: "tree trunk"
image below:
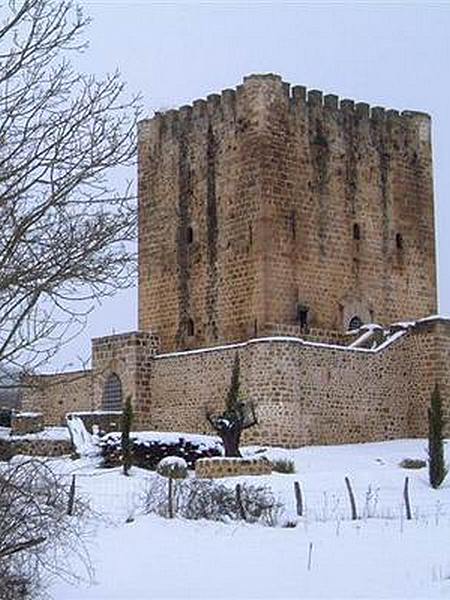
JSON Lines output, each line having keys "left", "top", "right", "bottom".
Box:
{"left": 220, "top": 428, "right": 242, "bottom": 457}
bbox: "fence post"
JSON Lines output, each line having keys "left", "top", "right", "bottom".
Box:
{"left": 236, "top": 483, "right": 246, "bottom": 521}
{"left": 403, "top": 476, "right": 412, "bottom": 520}
{"left": 67, "top": 475, "right": 76, "bottom": 516}
{"left": 168, "top": 477, "right": 174, "bottom": 518}
{"left": 344, "top": 476, "right": 358, "bottom": 520}
{"left": 307, "top": 542, "right": 313, "bottom": 571}
{"left": 294, "top": 481, "right": 303, "bottom": 517}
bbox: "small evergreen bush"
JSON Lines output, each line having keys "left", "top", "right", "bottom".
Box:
{"left": 271, "top": 458, "right": 295, "bottom": 474}
{"left": 121, "top": 396, "right": 133, "bottom": 476}
{"left": 399, "top": 458, "right": 426, "bottom": 470}
{"left": 157, "top": 456, "right": 188, "bottom": 479}
{"left": 428, "top": 384, "right": 448, "bottom": 489}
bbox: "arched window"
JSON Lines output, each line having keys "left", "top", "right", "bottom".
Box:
{"left": 102, "top": 373, "right": 123, "bottom": 412}
{"left": 348, "top": 315, "right": 363, "bottom": 331}
{"left": 353, "top": 223, "right": 361, "bottom": 241}
{"left": 187, "top": 226, "right": 194, "bottom": 244}
{"left": 396, "top": 232, "right": 403, "bottom": 250}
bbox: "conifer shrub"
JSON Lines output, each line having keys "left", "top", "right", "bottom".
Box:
{"left": 121, "top": 396, "right": 133, "bottom": 476}
{"left": 428, "top": 384, "right": 448, "bottom": 489}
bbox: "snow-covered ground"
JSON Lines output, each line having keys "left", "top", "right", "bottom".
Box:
{"left": 31, "top": 438, "right": 450, "bottom": 598}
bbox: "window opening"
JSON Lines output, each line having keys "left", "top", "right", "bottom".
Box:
{"left": 297, "top": 304, "right": 309, "bottom": 333}
{"left": 353, "top": 223, "right": 361, "bottom": 241}
{"left": 102, "top": 373, "right": 123, "bottom": 412}
{"left": 396, "top": 233, "right": 403, "bottom": 250}
{"left": 187, "top": 318, "right": 195, "bottom": 337}
{"left": 187, "top": 226, "right": 194, "bottom": 244}
{"left": 348, "top": 315, "right": 363, "bottom": 331}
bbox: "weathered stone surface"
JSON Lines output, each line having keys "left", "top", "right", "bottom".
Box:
{"left": 11, "top": 412, "right": 44, "bottom": 435}
{"left": 21, "top": 370, "right": 93, "bottom": 426}
{"left": 138, "top": 75, "right": 436, "bottom": 353}
{"left": 196, "top": 456, "right": 272, "bottom": 478}
{"left": 0, "top": 438, "right": 72, "bottom": 460}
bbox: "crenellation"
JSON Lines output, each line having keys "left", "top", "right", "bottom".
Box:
{"left": 355, "top": 102, "right": 370, "bottom": 119}
{"left": 340, "top": 98, "right": 355, "bottom": 112}
{"left": 371, "top": 106, "right": 385, "bottom": 120}
{"left": 324, "top": 94, "right": 339, "bottom": 109}
{"left": 308, "top": 89, "right": 323, "bottom": 106}
{"left": 179, "top": 104, "right": 193, "bottom": 120}
{"left": 192, "top": 98, "right": 207, "bottom": 119}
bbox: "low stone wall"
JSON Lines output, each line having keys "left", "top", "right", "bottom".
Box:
{"left": 21, "top": 370, "right": 93, "bottom": 426}
{"left": 195, "top": 457, "right": 272, "bottom": 478}
{"left": 11, "top": 412, "right": 44, "bottom": 435}
{"left": 0, "top": 438, "right": 72, "bottom": 460}
{"left": 67, "top": 411, "right": 122, "bottom": 434}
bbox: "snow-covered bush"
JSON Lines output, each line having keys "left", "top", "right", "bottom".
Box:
{"left": 271, "top": 458, "right": 295, "bottom": 474}
{"left": 143, "top": 477, "right": 286, "bottom": 526}
{"left": 399, "top": 458, "right": 426, "bottom": 469}
{"left": 156, "top": 456, "right": 188, "bottom": 479}
{"left": 99, "top": 431, "right": 222, "bottom": 470}
{"left": 0, "top": 459, "right": 91, "bottom": 599}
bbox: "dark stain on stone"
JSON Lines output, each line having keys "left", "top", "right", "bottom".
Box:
{"left": 310, "top": 117, "right": 330, "bottom": 257}
{"left": 206, "top": 122, "right": 219, "bottom": 340}
{"left": 175, "top": 127, "right": 192, "bottom": 348}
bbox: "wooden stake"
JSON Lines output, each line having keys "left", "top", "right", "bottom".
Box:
{"left": 344, "top": 476, "right": 358, "bottom": 520}
{"left": 294, "top": 481, "right": 303, "bottom": 517}
{"left": 307, "top": 542, "right": 313, "bottom": 571}
{"left": 403, "top": 476, "right": 412, "bottom": 520}
{"left": 168, "top": 477, "right": 174, "bottom": 518}
{"left": 67, "top": 475, "right": 76, "bottom": 516}
{"left": 236, "top": 483, "right": 246, "bottom": 520}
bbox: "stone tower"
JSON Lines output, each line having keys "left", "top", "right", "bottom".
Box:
{"left": 138, "top": 74, "right": 437, "bottom": 352}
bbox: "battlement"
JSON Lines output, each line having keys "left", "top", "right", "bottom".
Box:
{"left": 138, "top": 73, "right": 431, "bottom": 144}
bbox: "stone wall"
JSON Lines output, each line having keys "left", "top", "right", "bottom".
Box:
{"left": 147, "top": 319, "right": 450, "bottom": 447}
{"left": 21, "top": 370, "right": 93, "bottom": 426}
{"left": 195, "top": 457, "right": 272, "bottom": 478}
{"left": 11, "top": 413, "right": 43, "bottom": 435}
{"left": 20, "top": 321, "right": 450, "bottom": 448}
{"left": 91, "top": 331, "right": 159, "bottom": 426}
{"left": 0, "top": 438, "right": 72, "bottom": 460}
{"left": 138, "top": 74, "right": 437, "bottom": 353}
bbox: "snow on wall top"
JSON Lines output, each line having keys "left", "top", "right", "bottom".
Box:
{"left": 154, "top": 315, "right": 450, "bottom": 361}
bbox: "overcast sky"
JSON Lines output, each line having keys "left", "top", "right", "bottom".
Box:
{"left": 53, "top": 0, "right": 450, "bottom": 370}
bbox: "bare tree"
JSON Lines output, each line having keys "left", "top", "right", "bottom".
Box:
{"left": 0, "top": 0, "right": 140, "bottom": 373}
{"left": 0, "top": 458, "right": 91, "bottom": 599}
{"left": 206, "top": 353, "right": 257, "bottom": 457}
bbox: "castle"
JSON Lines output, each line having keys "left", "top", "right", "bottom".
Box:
{"left": 23, "top": 74, "right": 450, "bottom": 446}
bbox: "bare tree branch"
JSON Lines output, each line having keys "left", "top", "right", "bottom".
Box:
{"left": 0, "top": 0, "right": 141, "bottom": 372}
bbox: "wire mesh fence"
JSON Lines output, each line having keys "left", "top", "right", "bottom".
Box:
{"left": 57, "top": 469, "right": 450, "bottom": 525}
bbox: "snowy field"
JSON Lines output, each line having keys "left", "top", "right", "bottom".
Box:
{"left": 27, "top": 438, "right": 450, "bottom": 599}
